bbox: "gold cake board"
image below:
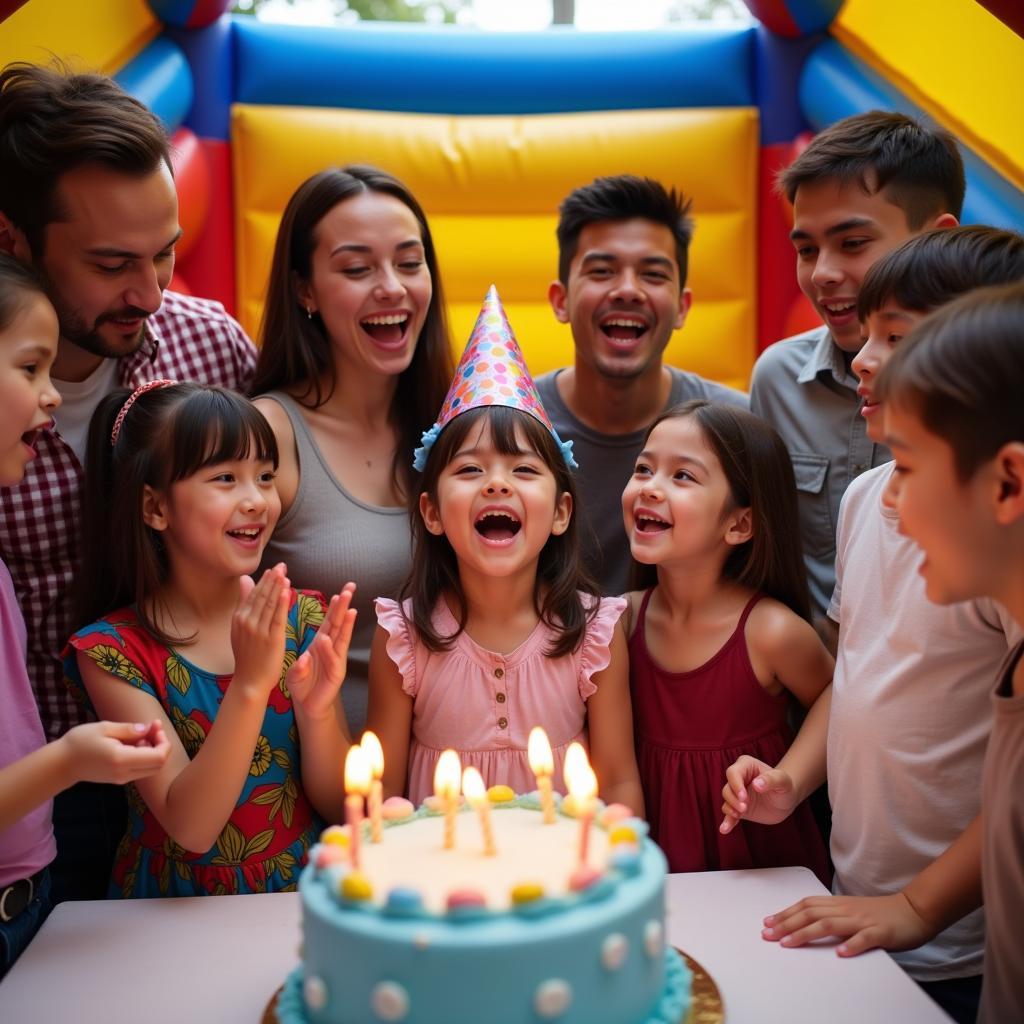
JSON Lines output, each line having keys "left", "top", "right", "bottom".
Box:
{"left": 263, "top": 948, "right": 724, "bottom": 1023}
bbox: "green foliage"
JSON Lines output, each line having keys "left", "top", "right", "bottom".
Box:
{"left": 231, "top": 0, "right": 469, "bottom": 22}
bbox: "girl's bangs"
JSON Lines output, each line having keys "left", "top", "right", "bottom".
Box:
{"left": 169, "top": 390, "right": 279, "bottom": 482}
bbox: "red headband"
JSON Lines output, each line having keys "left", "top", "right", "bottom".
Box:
{"left": 110, "top": 379, "right": 178, "bottom": 446}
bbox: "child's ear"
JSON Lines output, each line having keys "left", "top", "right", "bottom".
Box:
{"left": 993, "top": 442, "right": 1024, "bottom": 526}
{"left": 550, "top": 491, "right": 573, "bottom": 537}
{"left": 724, "top": 506, "right": 753, "bottom": 546}
{"left": 142, "top": 485, "right": 169, "bottom": 532}
{"left": 419, "top": 492, "right": 444, "bottom": 536}
{"left": 548, "top": 280, "right": 570, "bottom": 324}
{"left": 0, "top": 211, "right": 32, "bottom": 262}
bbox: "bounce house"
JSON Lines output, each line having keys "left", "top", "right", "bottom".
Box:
{"left": 0, "top": 0, "right": 1021, "bottom": 390}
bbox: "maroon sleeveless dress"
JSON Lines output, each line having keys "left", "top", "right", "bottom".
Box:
{"left": 629, "top": 589, "right": 830, "bottom": 884}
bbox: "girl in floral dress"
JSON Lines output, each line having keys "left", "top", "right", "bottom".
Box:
{"left": 64, "top": 382, "right": 356, "bottom": 897}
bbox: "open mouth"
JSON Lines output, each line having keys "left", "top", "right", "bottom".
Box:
{"left": 600, "top": 316, "right": 648, "bottom": 345}
{"left": 361, "top": 313, "right": 409, "bottom": 346}
{"left": 227, "top": 526, "right": 263, "bottom": 543}
{"left": 474, "top": 510, "right": 522, "bottom": 543}
{"left": 635, "top": 512, "right": 671, "bottom": 534}
{"left": 820, "top": 301, "right": 856, "bottom": 322}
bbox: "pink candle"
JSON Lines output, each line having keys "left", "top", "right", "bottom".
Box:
{"left": 344, "top": 746, "right": 371, "bottom": 869}
{"left": 563, "top": 743, "right": 598, "bottom": 868}
{"left": 361, "top": 731, "right": 385, "bottom": 843}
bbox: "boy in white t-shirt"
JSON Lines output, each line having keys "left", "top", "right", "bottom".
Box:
{"left": 720, "top": 226, "right": 1024, "bottom": 1024}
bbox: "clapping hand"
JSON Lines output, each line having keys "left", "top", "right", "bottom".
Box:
{"left": 287, "top": 583, "right": 357, "bottom": 720}
{"left": 231, "top": 564, "right": 290, "bottom": 697}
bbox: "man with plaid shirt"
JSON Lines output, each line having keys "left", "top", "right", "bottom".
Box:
{"left": 0, "top": 64, "right": 257, "bottom": 900}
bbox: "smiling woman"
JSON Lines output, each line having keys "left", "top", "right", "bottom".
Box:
{"left": 251, "top": 166, "right": 454, "bottom": 735}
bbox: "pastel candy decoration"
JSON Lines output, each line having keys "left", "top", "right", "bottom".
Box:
{"left": 568, "top": 865, "right": 603, "bottom": 892}
{"left": 487, "top": 784, "right": 516, "bottom": 804}
{"left": 412, "top": 286, "right": 577, "bottom": 472}
{"left": 510, "top": 882, "right": 546, "bottom": 906}
{"left": 320, "top": 824, "right": 350, "bottom": 847}
{"left": 384, "top": 887, "right": 425, "bottom": 918}
{"left": 341, "top": 872, "right": 373, "bottom": 903}
{"left": 314, "top": 844, "right": 348, "bottom": 870}
{"left": 599, "top": 803, "right": 634, "bottom": 828}
{"left": 446, "top": 889, "right": 489, "bottom": 921}
{"left": 608, "top": 826, "right": 640, "bottom": 847}
{"left": 382, "top": 796, "right": 416, "bottom": 821}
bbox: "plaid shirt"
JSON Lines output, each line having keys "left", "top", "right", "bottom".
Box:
{"left": 0, "top": 290, "right": 257, "bottom": 739}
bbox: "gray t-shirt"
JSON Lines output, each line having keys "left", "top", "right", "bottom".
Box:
{"left": 535, "top": 367, "right": 748, "bottom": 596}
{"left": 979, "top": 639, "right": 1024, "bottom": 1023}
{"left": 750, "top": 325, "right": 889, "bottom": 618}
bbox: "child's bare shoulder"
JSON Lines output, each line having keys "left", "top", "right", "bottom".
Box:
{"left": 619, "top": 589, "right": 647, "bottom": 639}
{"left": 746, "top": 596, "right": 818, "bottom": 655}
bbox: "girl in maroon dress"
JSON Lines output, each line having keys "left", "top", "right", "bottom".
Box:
{"left": 621, "top": 400, "right": 831, "bottom": 883}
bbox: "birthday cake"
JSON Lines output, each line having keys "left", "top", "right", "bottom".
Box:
{"left": 276, "top": 791, "right": 691, "bottom": 1024}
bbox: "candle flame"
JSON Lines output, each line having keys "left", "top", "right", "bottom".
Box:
{"left": 527, "top": 726, "right": 554, "bottom": 776}
{"left": 434, "top": 748, "right": 462, "bottom": 800}
{"left": 344, "top": 744, "right": 372, "bottom": 795}
{"left": 563, "top": 742, "right": 597, "bottom": 801}
{"left": 360, "top": 730, "right": 384, "bottom": 778}
{"left": 462, "top": 766, "right": 487, "bottom": 806}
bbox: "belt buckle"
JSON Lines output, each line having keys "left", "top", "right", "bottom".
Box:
{"left": 0, "top": 876, "right": 34, "bottom": 923}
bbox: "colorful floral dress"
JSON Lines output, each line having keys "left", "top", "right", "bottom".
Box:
{"left": 63, "top": 590, "right": 327, "bottom": 898}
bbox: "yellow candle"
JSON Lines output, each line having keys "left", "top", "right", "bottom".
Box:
{"left": 527, "top": 726, "right": 556, "bottom": 824}
{"left": 434, "top": 749, "right": 462, "bottom": 850}
{"left": 462, "top": 766, "right": 496, "bottom": 856}
{"left": 344, "top": 745, "right": 371, "bottom": 870}
{"left": 361, "top": 731, "right": 385, "bottom": 843}
{"left": 563, "top": 742, "right": 598, "bottom": 868}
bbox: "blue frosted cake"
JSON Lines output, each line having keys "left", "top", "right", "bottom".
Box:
{"left": 277, "top": 792, "right": 690, "bottom": 1024}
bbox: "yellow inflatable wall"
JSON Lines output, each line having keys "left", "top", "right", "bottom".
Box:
{"left": 233, "top": 105, "right": 759, "bottom": 389}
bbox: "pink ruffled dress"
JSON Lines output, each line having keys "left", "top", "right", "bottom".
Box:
{"left": 375, "top": 595, "right": 626, "bottom": 804}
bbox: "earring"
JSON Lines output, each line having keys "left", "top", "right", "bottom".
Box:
{"left": 305, "top": 306, "right": 314, "bottom": 320}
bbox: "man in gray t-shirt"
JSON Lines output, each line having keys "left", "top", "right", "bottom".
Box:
{"left": 538, "top": 174, "right": 747, "bottom": 595}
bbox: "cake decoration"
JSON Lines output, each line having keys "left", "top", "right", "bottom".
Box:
{"left": 384, "top": 888, "right": 425, "bottom": 918}
{"left": 486, "top": 784, "right": 515, "bottom": 804}
{"left": 381, "top": 796, "right": 415, "bottom": 821}
{"left": 598, "top": 803, "right": 634, "bottom": 828}
{"left": 341, "top": 873, "right": 373, "bottom": 903}
{"left": 528, "top": 726, "right": 558, "bottom": 823}
{"left": 361, "top": 731, "right": 385, "bottom": 842}
{"left": 370, "top": 981, "right": 410, "bottom": 1021}
{"left": 533, "top": 979, "right": 573, "bottom": 1018}
{"left": 302, "top": 975, "right": 328, "bottom": 1012}
{"left": 462, "top": 766, "right": 498, "bottom": 855}
{"left": 644, "top": 920, "right": 664, "bottom": 958}
{"left": 600, "top": 933, "right": 629, "bottom": 971}
{"left": 320, "top": 825, "right": 349, "bottom": 847}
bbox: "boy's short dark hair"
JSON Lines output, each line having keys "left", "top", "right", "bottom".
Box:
{"left": 0, "top": 62, "right": 171, "bottom": 259}
{"left": 556, "top": 174, "right": 694, "bottom": 288}
{"left": 777, "top": 110, "right": 965, "bottom": 228}
{"left": 857, "top": 226, "right": 1024, "bottom": 321}
{"left": 876, "top": 281, "right": 1024, "bottom": 482}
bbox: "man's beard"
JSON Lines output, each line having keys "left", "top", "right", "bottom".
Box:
{"left": 45, "top": 282, "right": 150, "bottom": 359}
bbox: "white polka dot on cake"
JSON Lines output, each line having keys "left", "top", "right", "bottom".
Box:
{"left": 534, "top": 978, "right": 573, "bottom": 1017}
{"left": 601, "top": 932, "right": 629, "bottom": 971}
{"left": 370, "top": 980, "right": 410, "bottom": 1021}
{"left": 644, "top": 920, "right": 664, "bottom": 958}
{"left": 303, "top": 974, "right": 328, "bottom": 1011}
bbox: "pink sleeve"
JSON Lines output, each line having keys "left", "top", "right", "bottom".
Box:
{"left": 374, "top": 598, "right": 419, "bottom": 698}
{"left": 578, "top": 595, "right": 627, "bottom": 701}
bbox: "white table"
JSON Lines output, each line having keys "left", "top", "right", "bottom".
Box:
{"left": 0, "top": 868, "right": 950, "bottom": 1023}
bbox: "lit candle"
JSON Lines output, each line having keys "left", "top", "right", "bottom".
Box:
{"left": 434, "top": 749, "right": 462, "bottom": 850}
{"left": 344, "top": 745, "right": 371, "bottom": 870}
{"left": 462, "top": 766, "right": 496, "bottom": 856}
{"left": 528, "top": 726, "right": 556, "bottom": 824}
{"left": 563, "top": 742, "right": 598, "bottom": 867}
{"left": 361, "top": 731, "right": 385, "bottom": 843}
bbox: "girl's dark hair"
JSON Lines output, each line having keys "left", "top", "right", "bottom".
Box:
{"left": 402, "top": 405, "right": 598, "bottom": 658}
{"left": 0, "top": 252, "right": 47, "bottom": 329}
{"left": 76, "top": 384, "right": 279, "bottom": 644}
{"left": 875, "top": 281, "right": 1024, "bottom": 483}
{"left": 632, "top": 400, "right": 812, "bottom": 622}
{"left": 251, "top": 165, "right": 454, "bottom": 497}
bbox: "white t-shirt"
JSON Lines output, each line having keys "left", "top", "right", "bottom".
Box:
{"left": 51, "top": 359, "right": 119, "bottom": 466}
{"left": 828, "top": 461, "right": 1020, "bottom": 981}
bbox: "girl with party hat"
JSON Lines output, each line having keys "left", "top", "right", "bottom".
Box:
{"left": 368, "top": 288, "right": 643, "bottom": 812}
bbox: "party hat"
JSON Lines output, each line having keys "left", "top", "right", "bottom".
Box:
{"left": 413, "top": 286, "right": 577, "bottom": 471}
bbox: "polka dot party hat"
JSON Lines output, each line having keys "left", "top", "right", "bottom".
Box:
{"left": 413, "top": 286, "right": 577, "bottom": 472}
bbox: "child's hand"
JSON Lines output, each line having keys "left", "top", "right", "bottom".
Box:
{"left": 761, "top": 892, "right": 933, "bottom": 956}
{"left": 287, "top": 584, "right": 358, "bottom": 721}
{"left": 719, "top": 755, "right": 798, "bottom": 834}
{"left": 60, "top": 720, "right": 171, "bottom": 785}
{"left": 231, "top": 565, "right": 290, "bottom": 697}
